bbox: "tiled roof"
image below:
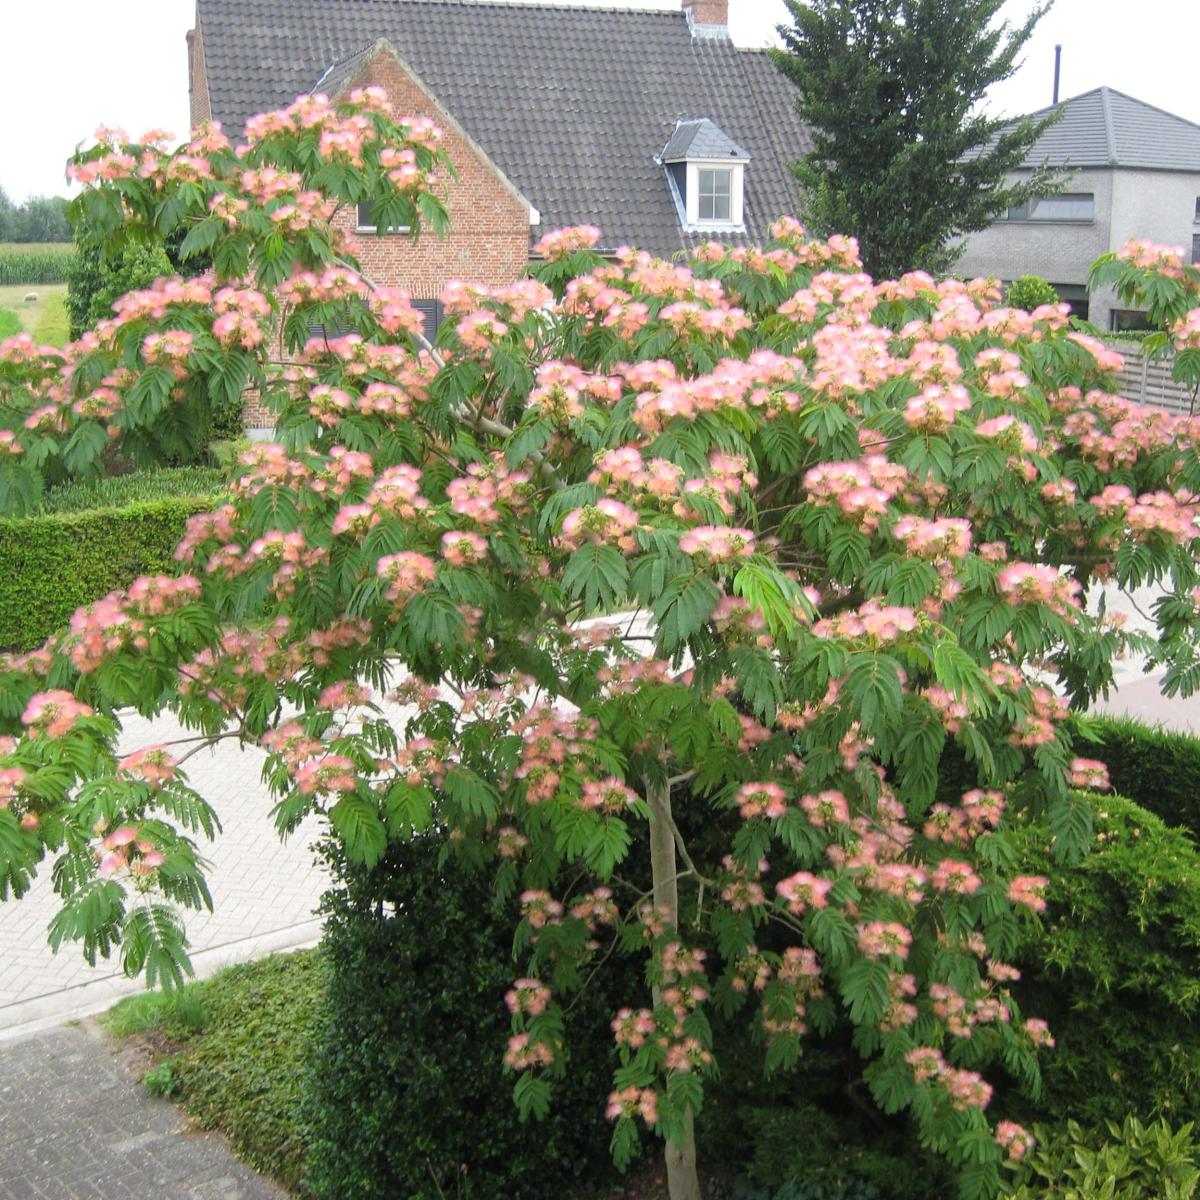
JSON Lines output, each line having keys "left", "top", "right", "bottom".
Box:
{"left": 194, "top": 0, "right": 810, "bottom": 254}
{"left": 981, "top": 86, "right": 1200, "bottom": 173}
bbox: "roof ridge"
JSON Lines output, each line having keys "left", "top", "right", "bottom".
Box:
{"left": 1101, "top": 85, "right": 1200, "bottom": 136}
{"left": 305, "top": 0, "right": 685, "bottom": 15}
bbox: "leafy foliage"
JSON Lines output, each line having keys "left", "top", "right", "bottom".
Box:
{"left": 1005, "top": 792, "right": 1200, "bottom": 1128}
{"left": 304, "top": 837, "right": 632, "bottom": 1200}
{"left": 1004, "top": 277, "right": 1059, "bottom": 314}
{"left": 1002, "top": 1117, "right": 1200, "bottom": 1199}
{"left": 0, "top": 492, "right": 221, "bottom": 651}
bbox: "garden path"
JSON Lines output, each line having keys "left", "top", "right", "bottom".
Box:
{"left": 0, "top": 1022, "right": 288, "bottom": 1199}
{"left": 0, "top": 709, "right": 327, "bottom": 1040}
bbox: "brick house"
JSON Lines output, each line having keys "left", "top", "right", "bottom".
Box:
{"left": 187, "top": 0, "right": 809, "bottom": 318}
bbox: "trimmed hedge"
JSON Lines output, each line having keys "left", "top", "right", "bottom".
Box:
{"left": 0, "top": 494, "right": 220, "bottom": 651}
{"left": 1005, "top": 791, "right": 1200, "bottom": 1128}
{"left": 1075, "top": 715, "right": 1200, "bottom": 837}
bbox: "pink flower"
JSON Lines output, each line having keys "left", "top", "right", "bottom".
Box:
{"left": 995, "top": 1121, "right": 1035, "bottom": 1162}
{"left": 505, "top": 978, "right": 551, "bottom": 1017}
{"left": 1068, "top": 757, "right": 1110, "bottom": 790}
{"left": 777, "top": 871, "right": 833, "bottom": 913}
{"left": 21, "top": 691, "right": 94, "bottom": 738}
{"left": 1008, "top": 875, "right": 1048, "bottom": 913}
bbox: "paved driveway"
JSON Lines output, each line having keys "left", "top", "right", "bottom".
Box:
{"left": 0, "top": 1023, "right": 288, "bottom": 1199}
{"left": 0, "top": 711, "right": 327, "bottom": 1040}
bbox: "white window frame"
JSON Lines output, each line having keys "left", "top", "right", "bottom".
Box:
{"left": 684, "top": 160, "right": 745, "bottom": 230}
{"left": 356, "top": 200, "right": 411, "bottom": 235}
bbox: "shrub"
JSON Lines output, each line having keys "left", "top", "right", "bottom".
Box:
{"left": 303, "top": 837, "right": 633, "bottom": 1200}
{"left": 1005, "top": 792, "right": 1200, "bottom": 1128}
{"left": 1002, "top": 1117, "right": 1200, "bottom": 1199}
{"left": 66, "top": 240, "right": 172, "bottom": 339}
{"left": 0, "top": 493, "right": 220, "bottom": 651}
{"left": 38, "top": 467, "right": 227, "bottom": 514}
{"left": 0, "top": 242, "right": 75, "bottom": 285}
{"left": 1073, "top": 715, "right": 1200, "bottom": 837}
{"left": 1004, "top": 275, "right": 1059, "bottom": 312}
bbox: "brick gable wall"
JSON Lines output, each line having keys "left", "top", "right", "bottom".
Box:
{"left": 201, "top": 43, "right": 534, "bottom": 431}
{"left": 331, "top": 48, "right": 532, "bottom": 300}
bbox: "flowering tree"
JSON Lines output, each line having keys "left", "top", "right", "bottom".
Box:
{"left": 3, "top": 89, "right": 1200, "bottom": 1200}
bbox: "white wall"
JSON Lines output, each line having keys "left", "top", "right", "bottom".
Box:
{"left": 956, "top": 167, "right": 1200, "bottom": 329}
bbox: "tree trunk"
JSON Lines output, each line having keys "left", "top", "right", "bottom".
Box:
{"left": 647, "top": 777, "right": 703, "bottom": 1200}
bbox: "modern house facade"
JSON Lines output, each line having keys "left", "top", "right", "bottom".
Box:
{"left": 187, "top": 0, "right": 809, "bottom": 328}
{"left": 957, "top": 87, "right": 1200, "bottom": 331}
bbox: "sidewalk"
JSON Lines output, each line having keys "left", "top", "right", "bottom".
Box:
{"left": 0, "top": 1022, "right": 288, "bottom": 1200}
{"left": 0, "top": 710, "right": 327, "bottom": 1040}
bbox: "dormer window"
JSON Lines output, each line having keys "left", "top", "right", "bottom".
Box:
{"left": 660, "top": 118, "right": 749, "bottom": 233}
{"left": 698, "top": 167, "right": 733, "bottom": 222}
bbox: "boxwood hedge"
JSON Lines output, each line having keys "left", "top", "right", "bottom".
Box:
{"left": 0, "top": 493, "right": 221, "bottom": 652}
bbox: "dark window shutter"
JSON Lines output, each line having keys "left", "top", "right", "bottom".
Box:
{"left": 412, "top": 299, "right": 444, "bottom": 342}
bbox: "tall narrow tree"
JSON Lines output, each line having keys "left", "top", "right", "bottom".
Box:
{"left": 772, "top": 0, "right": 1063, "bottom": 279}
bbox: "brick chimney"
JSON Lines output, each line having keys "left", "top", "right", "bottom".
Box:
{"left": 682, "top": 0, "right": 729, "bottom": 35}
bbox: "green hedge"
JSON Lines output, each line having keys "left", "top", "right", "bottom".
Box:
{"left": 0, "top": 495, "right": 220, "bottom": 652}
{"left": 39, "top": 468, "right": 227, "bottom": 514}
{"left": 304, "top": 837, "right": 631, "bottom": 1200}
{"left": 1075, "top": 715, "right": 1200, "bottom": 837}
{"left": 1005, "top": 791, "right": 1200, "bottom": 1128}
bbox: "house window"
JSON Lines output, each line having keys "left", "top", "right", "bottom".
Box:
{"left": 1194, "top": 197, "right": 1200, "bottom": 223}
{"left": 1193, "top": 233, "right": 1200, "bottom": 265}
{"left": 1110, "top": 308, "right": 1154, "bottom": 333}
{"left": 357, "top": 200, "right": 410, "bottom": 234}
{"left": 1005, "top": 193, "right": 1095, "bottom": 222}
{"left": 412, "top": 299, "right": 444, "bottom": 342}
{"left": 697, "top": 168, "right": 733, "bottom": 222}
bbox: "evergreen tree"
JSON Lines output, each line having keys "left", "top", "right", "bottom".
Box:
{"left": 772, "top": 0, "right": 1064, "bottom": 279}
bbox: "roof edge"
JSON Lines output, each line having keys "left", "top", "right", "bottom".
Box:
{"left": 319, "top": 36, "right": 542, "bottom": 226}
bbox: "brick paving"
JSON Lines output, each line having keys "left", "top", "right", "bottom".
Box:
{"left": 0, "top": 1024, "right": 288, "bottom": 1199}
{"left": 0, "top": 710, "right": 328, "bottom": 1036}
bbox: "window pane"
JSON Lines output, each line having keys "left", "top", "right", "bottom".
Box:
{"left": 1193, "top": 233, "right": 1200, "bottom": 265}
{"left": 697, "top": 168, "right": 732, "bottom": 222}
{"left": 1194, "top": 196, "right": 1200, "bottom": 222}
{"left": 1029, "top": 193, "right": 1094, "bottom": 221}
{"left": 357, "top": 201, "right": 375, "bottom": 229}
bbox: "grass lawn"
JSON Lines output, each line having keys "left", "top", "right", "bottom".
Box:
{"left": 0, "top": 283, "right": 70, "bottom": 346}
{"left": 103, "top": 949, "right": 327, "bottom": 1196}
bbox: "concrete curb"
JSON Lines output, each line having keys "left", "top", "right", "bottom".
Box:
{"left": 0, "top": 916, "right": 323, "bottom": 1044}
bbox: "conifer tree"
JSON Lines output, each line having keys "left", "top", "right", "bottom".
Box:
{"left": 772, "top": 0, "right": 1063, "bottom": 279}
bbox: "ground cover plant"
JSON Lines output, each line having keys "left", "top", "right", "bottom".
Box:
{"left": 104, "top": 949, "right": 325, "bottom": 1193}
{"left": 3, "top": 87, "right": 1200, "bottom": 1200}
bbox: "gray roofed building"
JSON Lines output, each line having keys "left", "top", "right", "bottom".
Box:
{"left": 966, "top": 86, "right": 1200, "bottom": 173}
{"left": 956, "top": 87, "right": 1200, "bottom": 332}
{"left": 188, "top": 0, "right": 810, "bottom": 257}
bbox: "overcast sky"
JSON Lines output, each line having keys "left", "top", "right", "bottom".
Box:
{"left": 0, "top": 0, "right": 1197, "bottom": 203}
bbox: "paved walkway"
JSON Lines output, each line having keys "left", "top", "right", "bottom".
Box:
{"left": 0, "top": 711, "right": 327, "bottom": 1040}
{"left": 0, "top": 1023, "right": 288, "bottom": 1199}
